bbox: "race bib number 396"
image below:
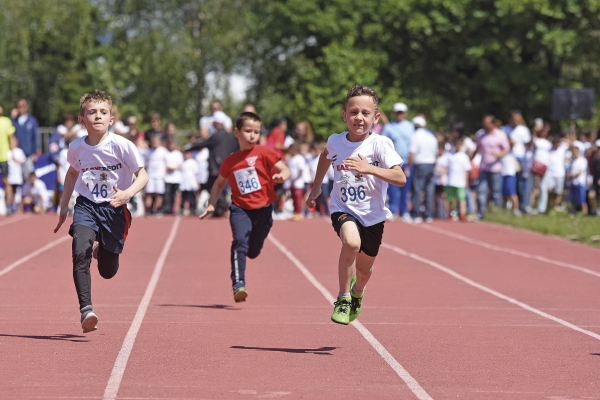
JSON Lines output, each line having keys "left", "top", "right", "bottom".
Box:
{"left": 234, "top": 167, "right": 261, "bottom": 195}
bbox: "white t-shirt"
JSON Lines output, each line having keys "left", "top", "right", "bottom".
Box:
{"left": 7, "top": 148, "right": 26, "bottom": 185}
{"left": 67, "top": 133, "right": 144, "bottom": 204}
{"left": 409, "top": 128, "right": 438, "bottom": 164}
{"left": 180, "top": 158, "right": 200, "bottom": 191}
{"left": 146, "top": 146, "right": 168, "bottom": 180}
{"left": 302, "top": 154, "right": 313, "bottom": 183}
{"left": 447, "top": 151, "right": 471, "bottom": 188}
{"left": 164, "top": 149, "right": 184, "bottom": 184}
{"left": 548, "top": 143, "right": 568, "bottom": 178}
{"left": 434, "top": 152, "right": 448, "bottom": 186}
{"left": 570, "top": 156, "right": 588, "bottom": 186}
{"left": 501, "top": 153, "right": 517, "bottom": 176}
{"left": 510, "top": 125, "right": 531, "bottom": 158}
{"left": 195, "top": 148, "right": 209, "bottom": 185}
{"left": 22, "top": 179, "right": 49, "bottom": 206}
{"left": 533, "top": 138, "right": 552, "bottom": 165}
{"left": 327, "top": 132, "right": 403, "bottom": 226}
{"left": 288, "top": 154, "right": 307, "bottom": 190}
{"left": 57, "top": 148, "right": 69, "bottom": 185}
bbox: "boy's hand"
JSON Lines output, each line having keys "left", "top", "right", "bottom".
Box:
{"left": 343, "top": 154, "right": 373, "bottom": 174}
{"left": 110, "top": 186, "right": 131, "bottom": 208}
{"left": 54, "top": 211, "right": 67, "bottom": 233}
{"left": 198, "top": 204, "right": 215, "bottom": 220}
{"left": 306, "top": 186, "right": 321, "bottom": 209}
{"left": 272, "top": 173, "right": 285, "bottom": 184}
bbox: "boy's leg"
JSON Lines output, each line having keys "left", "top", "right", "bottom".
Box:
{"left": 71, "top": 224, "right": 97, "bottom": 310}
{"left": 247, "top": 205, "right": 273, "bottom": 260}
{"left": 229, "top": 203, "right": 252, "bottom": 298}
{"left": 97, "top": 242, "right": 119, "bottom": 279}
{"left": 354, "top": 251, "right": 375, "bottom": 293}
{"left": 338, "top": 221, "right": 361, "bottom": 294}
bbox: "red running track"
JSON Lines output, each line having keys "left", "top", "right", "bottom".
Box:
{"left": 0, "top": 214, "right": 599, "bottom": 399}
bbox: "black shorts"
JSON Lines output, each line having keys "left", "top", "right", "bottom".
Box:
{"left": 69, "top": 196, "right": 132, "bottom": 254}
{"left": 0, "top": 161, "right": 8, "bottom": 178}
{"left": 331, "top": 212, "right": 384, "bottom": 257}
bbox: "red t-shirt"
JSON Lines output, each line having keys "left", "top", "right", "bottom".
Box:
{"left": 219, "top": 145, "right": 281, "bottom": 210}
{"left": 266, "top": 127, "right": 285, "bottom": 158}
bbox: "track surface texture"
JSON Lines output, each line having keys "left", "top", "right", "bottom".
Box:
{"left": 0, "top": 214, "right": 599, "bottom": 399}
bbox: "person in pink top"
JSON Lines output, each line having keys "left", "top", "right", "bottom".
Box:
{"left": 475, "top": 115, "right": 510, "bottom": 218}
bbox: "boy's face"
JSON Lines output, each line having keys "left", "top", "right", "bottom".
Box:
{"left": 234, "top": 119, "right": 262, "bottom": 150}
{"left": 79, "top": 101, "right": 114, "bottom": 135}
{"left": 342, "top": 96, "right": 380, "bottom": 137}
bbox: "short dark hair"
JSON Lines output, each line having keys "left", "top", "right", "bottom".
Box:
{"left": 236, "top": 112, "right": 262, "bottom": 130}
{"left": 345, "top": 84, "right": 379, "bottom": 111}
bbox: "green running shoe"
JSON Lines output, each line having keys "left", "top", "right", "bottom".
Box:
{"left": 349, "top": 275, "right": 363, "bottom": 322}
{"left": 331, "top": 297, "right": 351, "bottom": 325}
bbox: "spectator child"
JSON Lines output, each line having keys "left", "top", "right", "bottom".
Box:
{"left": 300, "top": 142, "right": 315, "bottom": 216}
{"left": 309, "top": 142, "right": 329, "bottom": 216}
{"left": 199, "top": 112, "right": 290, "bottom": 302}
{"left": 306, "top": 84, "right": 406, "bottom": 325}
{"left": 162, "top": 138, "right": 183, "bottom": 214}
{"left": 54, "top": 90, "right": 148, "bottom": 333}
{"left": 179, "top": 150, "right": 200, "bottom": 215}
{"left": 445, "top": 136, "right": 472, "bottom": 221}
{"left": 6, "top": 145, "right": 25, "bottom": 213}
{"left": 567, "top": 145, "right": 588, "bottom": 216}
{"left": 144, "top": 136, "right": 168, "bottom": 215}
{"left": 501, "top": 146, "right": 520, "bottom": 216}
{"left": 547, "top": 135, "right": 568, "bottom": 211}
{"left": 21, "top": 172, "right": 49, "bottom": 213}
{"left": 287, "top": 143, "right": 307, "bottom": 221}
{"left": 433, "top": 140, "right": 448, "bottom": 219}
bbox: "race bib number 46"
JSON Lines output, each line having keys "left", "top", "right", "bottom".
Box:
{"left": 234, "top": 167, "right": 261, "bottom": 195}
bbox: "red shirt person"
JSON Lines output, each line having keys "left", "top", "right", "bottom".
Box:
{"left": 199, "top": 112, "right": 290, "bottom": 302}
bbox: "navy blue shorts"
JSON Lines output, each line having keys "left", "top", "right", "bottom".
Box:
{"left": 69, "top": 196, "right": 131, "bottom": 254}
{"left": 503, "top": 175, "right": 517, "bottom": 196}
{"left": 569, "top": 184, "right": 586, "bottom": 205}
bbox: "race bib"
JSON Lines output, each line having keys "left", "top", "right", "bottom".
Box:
{"left": 82, "top": 170, "right": 111, "bottom": 199}
{"left": 234, "top": 166, "right": 261, "bottom": 195}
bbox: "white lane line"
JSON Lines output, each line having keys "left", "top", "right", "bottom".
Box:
{"left": 268, "top": 235, "right": 433, "bottom": 400}
{"left": 417, "top": 224, "right": 600, "bottom": 279}
{"left": 103, "top": 217, "right": 181, "bottom": 400}
{"left": 0, "top": 214, "right": 32, "bottom": 228}
{"left": 381, "top": 242, "right": 600, "bottom": 342}
{"left": 0, "top": 235, "right": 70, "bottom": 278}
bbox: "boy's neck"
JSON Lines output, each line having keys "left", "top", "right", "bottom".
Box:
{"left": 239, "top": 143, "right": 255, "bottom": 152}
{"left": 85, "top": 130, "right": 110, "bottom": 146}
{"left": 346, "top": 131, "right": 371, "bottom": 143}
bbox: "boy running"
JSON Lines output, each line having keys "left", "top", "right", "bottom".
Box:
{"left": 54, "top": 90, "right": 148, "bottom": 333}
{"left": 199, "top": 112, "right": 290, "bottom": 302}
{"left": 306, "top": 84, "right": 407, "bottom": 325}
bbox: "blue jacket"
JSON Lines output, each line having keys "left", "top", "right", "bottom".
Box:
{"left": 11, "top": 115, "right": 39, "bottom": 157}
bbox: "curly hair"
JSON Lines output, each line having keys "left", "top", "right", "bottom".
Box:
{"left": 79, "top": 90, "right": 113, "bottom": 116}
{"left": 345, "top": 84, "right": 379, "bottom": 111}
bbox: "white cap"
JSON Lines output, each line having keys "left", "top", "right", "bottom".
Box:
{"left": 212, "top": 111, "right": 228, "bottom": 125}
{"left": 412, "top": 116, "right": 426, "bottom": 128}
{"left": 393, "top": 102, "right": 408, "bottom": 113}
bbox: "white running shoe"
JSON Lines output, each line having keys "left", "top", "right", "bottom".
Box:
{"left": 400, "top": 214, "right": 413, "bottom": 223}
{"left": 80, "top": 306, "right": 98, "bottom": 333}
{"left": 412, "top": 217, "right": 423, "bottom": 224}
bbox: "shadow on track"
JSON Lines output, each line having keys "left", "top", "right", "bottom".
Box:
{"left": 155, "top": 303, "right": 241, "bottom": 311}
{"left": 590, "top": 353, "right": 600, "bottom": 356}
{"left": 0, "top": 333, "right": 89, "bottom": 342}
{"left": 231, "top": 346, "right": 337, "bottom": 355}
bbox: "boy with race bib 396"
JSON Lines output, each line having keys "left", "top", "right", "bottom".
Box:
{"left": 306, "top": 85, "right": 406, "bottom": 325}
{"left": 54, "top": 90, "right": 148, "bottom": 333}
{"left": 198, "top": 112, "right": 290, "bottom": 302}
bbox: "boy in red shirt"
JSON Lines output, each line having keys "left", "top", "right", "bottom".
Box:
{"left": 199, "top": 112, "right": 290, "bottom": 302}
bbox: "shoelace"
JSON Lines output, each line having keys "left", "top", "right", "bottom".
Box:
{"left": 333, "top": 299, "right": 350, "bottom": 313}
{"left": 350, "top": 296, "right": 361, "bottom": 312}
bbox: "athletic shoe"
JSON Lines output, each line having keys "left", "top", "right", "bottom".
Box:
{"left": 92, "top": 241, "right": 99, "bottom": 260}
{"left": 400, "top": 214, "right": 413, "bottom": 223}
{"left": 80, "top": 305, "right": 98, "bottom": 333}
{"left": 412, "top": 216, "right": 423, "bottom": 224}
{"left": 349, "top": 275, "right": 363, "bottom": 322}
{"left": 331, "top": 297, "right": 351, "bottom": 325}
{"left": 233, "top": 286, "right": 248, "bottom": 302}
{"left": 425, "top": 217, "right": 433, "bottom": 223}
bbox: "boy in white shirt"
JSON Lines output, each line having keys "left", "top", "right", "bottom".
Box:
{"left": 7, "top": 146, "right": 26, "bottom": 213}
{"left": 433, "top": 141, "right": 448, "bottom": 219}
{"left": 287, "top": 143, "right": 307, "bottom": 221}
{"left": 567, "top": 145, "right": 588, "bottom": 216}
{"left": 144, "top": 135, "right": 168, "bottom": 215}
{"left": 54, "top": 90, "right": 148, "bottom": 333}
{"left": 21, "top": 172, "right": 49, "bottom": 213}
{"left": 445, "top": 136, "right": 471, "bottom": 221}
{"left": 161, "top": 138, "right": 183, "bottom": 214}
{"left": 179, "top": 149, "right": 200, "bottom": 215}
{"left": 307, "top": 84, "right": 406, "bottom": 325}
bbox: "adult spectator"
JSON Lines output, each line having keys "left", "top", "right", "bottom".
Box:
{"left": 381, "top": 102, "right": 415, "bottom": 221}
{"left": 506, "top": 110, "right": 532, "bottom": 211}
{"left": 0, "top": 105, "right": 16, "bottom": 213}
{"left": 185, "top": 111, "right": 239, "bottom": 217}
{"left": 475, "top": 115, "right": 510, "bottom": 219}
{"left": 408, "top": 115, "right": 438, "bottom": 223}
{"left": 11, "top": 98, "right": 40, "bottom": 179}
{"left": 293, "top": 120, "right": 314, "bottom": 145}
{"left": 199, "top": 101, "right": 233, "bottom": 138}
{"left": 144, "top": 113, "right": 163, "bottom": 144}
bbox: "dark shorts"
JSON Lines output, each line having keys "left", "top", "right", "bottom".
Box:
{"left": 69, "top": 196, "right": 132, "bottom": 254}
{"left": 331, "top": 212, "right": 384, "bottom": 257}
{"left": 0, "top": 162, "right": 8, "bottom": 178}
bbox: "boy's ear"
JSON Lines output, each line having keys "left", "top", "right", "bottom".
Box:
{"left": 342, "top": 110, "right": 347, "bottom": 121}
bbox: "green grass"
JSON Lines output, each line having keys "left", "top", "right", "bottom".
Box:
{"left": 485, "top": 209, "right": 600, "bottom": 249}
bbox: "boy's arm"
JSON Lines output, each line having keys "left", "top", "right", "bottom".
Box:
{"left": 306, "top": 148, "right": 331, "bottom": 207}
{"left": 272, "top": 160, "right": 290, "bottom": 183}
{"left": 343, "top": 154, "right": 407, "bottom": 187}
{"left": 54, "top": 167, "right": 79, "bottom": 233}
{"left": 198, "top": 175, "right": 228, "bottom": 219}
{"left": 110, "top": 167, "right": 149, "bottom": 208}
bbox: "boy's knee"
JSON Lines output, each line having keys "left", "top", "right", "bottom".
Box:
{"left": 341, "top": 237, "right": 361, "bottom": 254}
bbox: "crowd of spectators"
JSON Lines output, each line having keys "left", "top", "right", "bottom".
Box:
{"left": 1, "top": 97, "right": 599, "bottom": 222}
